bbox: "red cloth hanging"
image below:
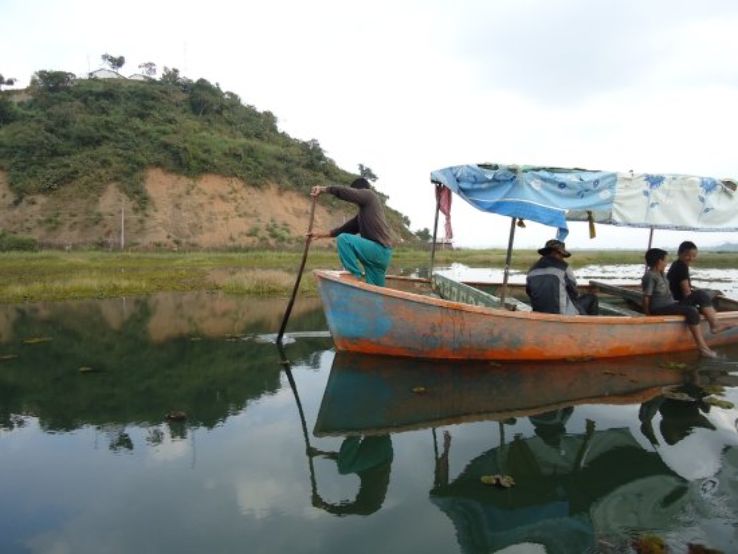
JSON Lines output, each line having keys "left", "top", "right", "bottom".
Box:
{"left": 435, "top": 184, "right": 453, "bottom": 241}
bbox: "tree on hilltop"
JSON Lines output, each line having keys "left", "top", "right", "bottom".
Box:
{"left": 138, "top": 62, "right": 157, "bottom": 77}
{"left": 358, "top": 163, "right": 378, "bottom": 182}
{"left": 0, "top": 74, "right": 16, "bottom": 90}
{"left": 30, "top": 70, "right": 75, "bottom": 93}
{"left": 189, "top": 78, "right": 224, "bottom": 116}
{"left": 160, "top": 67, "right": 192, "bottom": 91}
{"left": 415, "top": 228, "right": 431, "bottom": 242}
{"left": 101, "top": 53, "right": 126, "bottom": 72}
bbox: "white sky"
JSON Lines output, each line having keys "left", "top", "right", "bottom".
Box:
{"left": 3, "top": 0, "right": 738, "bottom": 249}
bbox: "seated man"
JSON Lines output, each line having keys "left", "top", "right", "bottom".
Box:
{"left": 642, "top": 248, "right": 717, "bottom": 358}
{"left": 526, "top": 239, "right": 598, "bottom": 315}
{"left": 667, "top": 240, "right": 731, "bottom": 334}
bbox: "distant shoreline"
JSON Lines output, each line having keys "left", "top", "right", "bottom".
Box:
{"left": 0, "top": 249, "right": 736, "bottom": 303}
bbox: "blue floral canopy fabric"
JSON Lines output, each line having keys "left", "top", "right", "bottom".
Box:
{"left": 430, "top": 164, "right": 738, "bottom": 239}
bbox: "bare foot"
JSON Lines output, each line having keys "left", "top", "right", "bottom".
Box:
{"left": 710, "top": 324, "right": 737, "bottom": 334}
{"left": 700, "top": 347, "right": 718, "bottom": 358}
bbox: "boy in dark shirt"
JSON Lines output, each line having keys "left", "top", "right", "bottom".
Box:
{"left": 667, "top": 241, "right": 731, "bottom": 334}
{"left": 310, "top": 178, "right": 393, "bottom": 286}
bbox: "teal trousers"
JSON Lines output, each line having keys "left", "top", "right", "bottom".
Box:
{"left": 336, "top": 233, "right": 392, "bottom": 286}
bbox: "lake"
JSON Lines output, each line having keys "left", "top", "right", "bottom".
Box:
{"left": 1, "top": 265, "right": 738, "bottom": 553}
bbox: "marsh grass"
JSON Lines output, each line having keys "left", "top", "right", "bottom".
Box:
{"left": 219, "top": 269, "right": 317, "bottom": 295}
{"left": 0, "top": 248, "right": 736, "bottom": 303}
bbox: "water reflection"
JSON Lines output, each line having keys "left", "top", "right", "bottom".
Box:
{"left": 1, "top": 293, "right": 737, "bottom": 553}
{"left": 0, "top": 292, "right": 325, "bottom": 436}
{"left": 308, "top": 352, "right": 738, "bottom": 552}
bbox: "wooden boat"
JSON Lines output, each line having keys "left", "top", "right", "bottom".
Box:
{"left": 312, "top": 162, "right": 738, "bottom": 361}
{"left": 315, "top": 270, "right": 738, "bottom": 361}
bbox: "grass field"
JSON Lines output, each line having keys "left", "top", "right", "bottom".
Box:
{"left": 0, "top": 247, "right": 736, "bottom": 303}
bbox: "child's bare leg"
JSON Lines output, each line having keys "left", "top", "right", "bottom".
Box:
{"left": 702, "top": 306, "right": 736, "bottom": 333}
{"left": 689, "top": 324, "right": 717, "bottom": 358}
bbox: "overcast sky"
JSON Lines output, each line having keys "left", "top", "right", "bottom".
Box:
{"left": 3, "top": 0, "right": 738, "bottom": 249}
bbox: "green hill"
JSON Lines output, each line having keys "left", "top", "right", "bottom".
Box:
{"left": 0, "top": 69, "right": 414, "bottom": 249}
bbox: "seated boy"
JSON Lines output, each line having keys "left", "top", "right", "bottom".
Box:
{"left": 642, "top": 248, "right": 717, "bottom": 358}
{"left": 667, "top": 240, "right": 731, "bottom": 334}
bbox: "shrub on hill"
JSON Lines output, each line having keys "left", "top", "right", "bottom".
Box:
{"left": 0, "top": 230, "right": 38, "bottom": 251}
{"left": 0, "top": 69, "right": 414, "bottom": 241}
{"left": 0, "top": 71, "right": 351, "bottom": 203}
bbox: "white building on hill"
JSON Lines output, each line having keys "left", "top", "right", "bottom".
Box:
{"left": 88, "top": 68, "right": 124, "bottom": 80}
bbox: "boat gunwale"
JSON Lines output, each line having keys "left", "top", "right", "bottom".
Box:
{"left": 315, "top": 270, "right": 738, "bottom": 326}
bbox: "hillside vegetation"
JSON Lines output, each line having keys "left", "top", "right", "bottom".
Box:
{"left": 0, "top": 69, "right": 413, "bottom": 248}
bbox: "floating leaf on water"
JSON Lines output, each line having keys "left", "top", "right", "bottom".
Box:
{"left": 78, "top": 366, "right": 98, "bottom": 373}
{"left": 411, "top": 386, "right": 428, "bottom": 394}
{"left": 687, "top": 542, "right": 723, "bottom": 554}
{"left": 166, "top": 411, "right": 187, "bottom": 421}
{"left": 480, "top": 474, "right": 515, "bottom": 488}
{"left": 480, "top": 475, "right": 498, "bottom": 486}
{"left": 632, "top": 534, "right": 667, "bottom": 554}
{"left": 662, "top": 385, "right": 696, "bottom": 401}
{"left": 660, "top": 361, "right": 689, "bottom": 370}
{"left": 23, "top": 337, "right": 52, "bottom": 345}
{"left": 662, "top": 391, "right": 695, "bottom": 402}
{"left": 189, "top": 337, "right": 202, "bottom": 342}
{"left": 703, "top": 396, "right": 735, "bottom": 409}
{"left": 497, "top": 475, "right": 515, "bottom": 488}
{"left": 0, "top": 354, "right": 18, "bottom": 361}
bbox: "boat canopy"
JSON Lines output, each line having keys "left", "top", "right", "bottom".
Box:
{"left": 430, "top": 164, "right": 738, "bottom": 239}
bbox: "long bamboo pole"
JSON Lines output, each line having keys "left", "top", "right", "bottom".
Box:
{"left": 277, "top": 196, "right": 317, "bottom": 344}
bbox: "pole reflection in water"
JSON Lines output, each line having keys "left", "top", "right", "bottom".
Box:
{"left": 280, "top": 344, "right": 393, "bottom": 517}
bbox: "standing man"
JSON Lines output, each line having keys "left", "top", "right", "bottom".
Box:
{"left": 310, "top": 178, "right": 393, "bottom": 286}
{"left": 526, "top": 239, "right": 599, "bottom": 315}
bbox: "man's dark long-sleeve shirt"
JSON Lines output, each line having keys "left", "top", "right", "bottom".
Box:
{"left": 327, "top": 186, "right": 393, "bottom": 248}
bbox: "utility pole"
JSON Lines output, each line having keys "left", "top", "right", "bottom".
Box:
{"left": 120, "top": 204, "right": 125, "bottom": 250}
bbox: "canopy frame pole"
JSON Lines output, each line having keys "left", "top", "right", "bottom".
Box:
{"left": 499, "top": 217, "right": 517, "bottom": 308}
{"left": 647, "top": 227, "right": 654, "bottom": 250}
{"left": 429, "top": 186, "right": 441, "bottom": 277}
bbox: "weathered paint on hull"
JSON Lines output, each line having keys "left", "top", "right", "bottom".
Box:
{"left": 315, "top": 270, "right": 738, "bottom": 361}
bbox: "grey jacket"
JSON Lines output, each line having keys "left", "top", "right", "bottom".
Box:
{"left": 525, "top": 255, "right": 580, "bottom": 315}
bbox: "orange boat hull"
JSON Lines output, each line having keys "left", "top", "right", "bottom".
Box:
{"left": 315, "top": 270, "right": 738, "bottom": 361}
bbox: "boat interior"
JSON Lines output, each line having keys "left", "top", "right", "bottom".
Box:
{"left": 381, "top": 274, "right": 738, "bottom": 317}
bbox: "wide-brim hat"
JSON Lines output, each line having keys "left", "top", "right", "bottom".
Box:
{"left": 538, "top": 239, "right": 571, "bottom": 258}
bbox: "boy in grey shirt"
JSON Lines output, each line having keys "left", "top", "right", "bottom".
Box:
{"left": 642, "top": 248, "right": 717, "bottom": 358}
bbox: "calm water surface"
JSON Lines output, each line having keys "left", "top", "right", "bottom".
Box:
{"left": 2, "top": 267, "right": 738, "bottom": 553}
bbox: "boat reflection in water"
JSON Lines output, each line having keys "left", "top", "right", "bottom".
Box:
{"left": 295, "top": 351, "right": 738, "bottom": 552}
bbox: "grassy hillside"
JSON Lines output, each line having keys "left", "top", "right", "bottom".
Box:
{"left": 0, "top": 70, "right": 413, "bottom": 245}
